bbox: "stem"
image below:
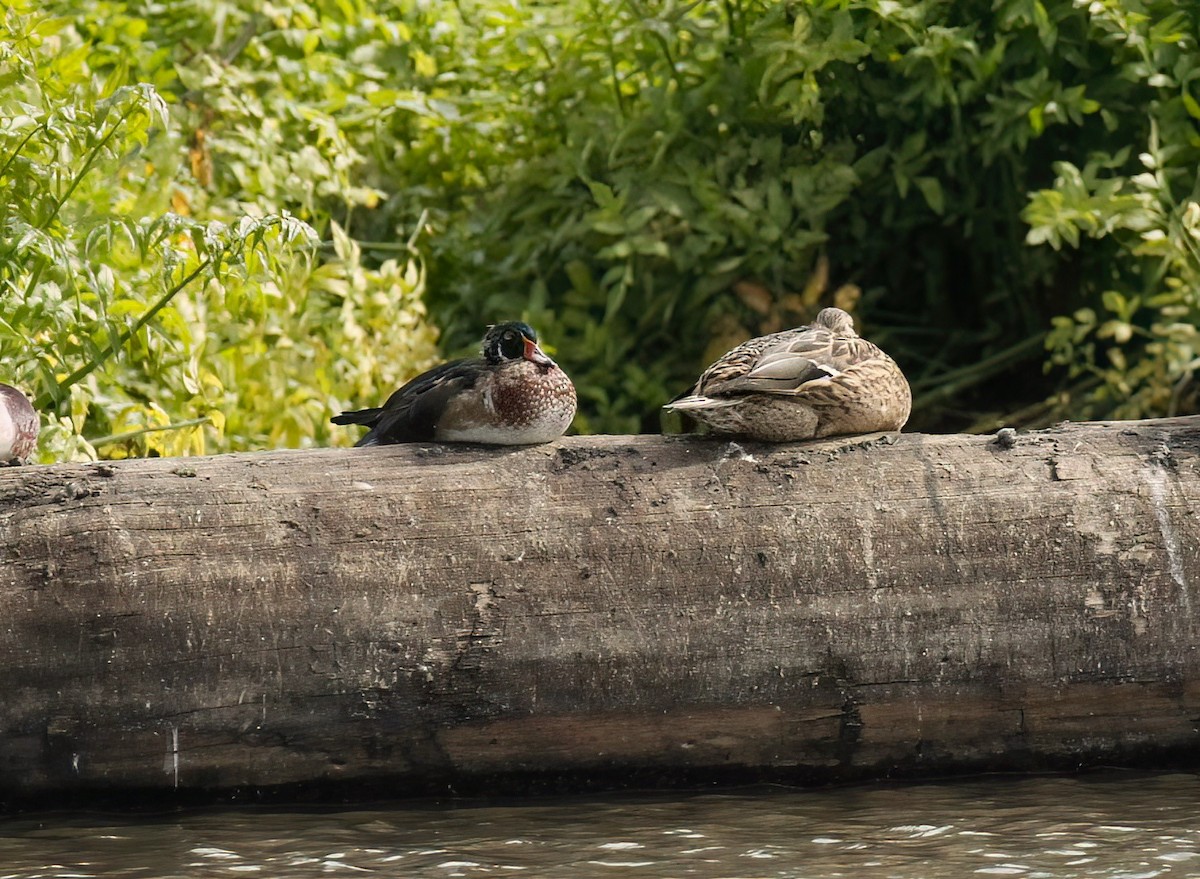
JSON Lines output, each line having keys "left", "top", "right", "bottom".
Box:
{"left": 36, "top": 257, "right": 213, "bottom": 411}
{"left": 911, "top": 332, "right": 1047, "bottom": 406}
{"left": 0, "top": 121, "right": 45, "bottom": 181}
{"left": 21, "top": 256, "right": 46, "bottom": 301}
{"left": 601, "top": 0, "right": 627, "bottom": 118}
{"left": 406, "top": 208, "right": 430, "bottom": 250}
{"left": 0, "top": 123, "right": 51, "bottom": 268}
{"left": 90, "top": 417, "right": 211, "bottom": 448}
{"left": 962, "top": 376, "right": 1104, "bottom": 434}
{"left": 722, "top": 0, "right": 739, "bottom": 40}
{"left": 221, "top": 17, "right": 258, "bottom": 64}
{"left": 40, "top": 101, "right": 140, "bottom": 231}
{"left": 1168, "top": 368, "right": 1194, "bottom": 418}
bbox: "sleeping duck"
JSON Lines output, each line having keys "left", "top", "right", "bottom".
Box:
{"left": 665, "top": 307, "right": 910, "bottom": 442}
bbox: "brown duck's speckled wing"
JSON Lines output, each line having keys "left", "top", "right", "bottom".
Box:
{"left": 796, "top": 351, "right": 913, "bottom": 435}
{"left": 0, "top": 385, "right": 39, "bottom": 460}
{"left": 686, "top": 328, "right": 803, "bottom": 396}
{"left": 698, "top": 327, "right": 888, "bottom": 398}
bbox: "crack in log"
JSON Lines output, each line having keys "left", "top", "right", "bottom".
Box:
{"left": 450, "top": 582, "right": 505, "bottom": 676}
{"left": 1145, "top": 465, "right": 1191, "bottom": 602}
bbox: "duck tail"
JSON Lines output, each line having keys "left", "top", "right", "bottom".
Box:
{"left": 331, "top": 406, "right": 382, "bottom": 427}
{"left": 663, "top": 395, "right": 738, "bottom": 412}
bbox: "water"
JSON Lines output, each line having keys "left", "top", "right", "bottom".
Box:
{"left": 1, "top": 772, "right": 1198, "bottom": 878}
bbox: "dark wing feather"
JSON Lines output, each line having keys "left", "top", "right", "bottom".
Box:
{"left": 330, "top": 406, "right": 382, "bottom": 426}
{"left": 335, "top": 357, "right": 486, "bottom": 446}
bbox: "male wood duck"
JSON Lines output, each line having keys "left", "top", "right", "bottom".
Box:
{"left": 664, "top": 307, "right": 911, "bottom": 442}
{"left": 0, "top": 383, "right": 39, "bottom": 464}
{"left": 333, "top": 322, "right": 577, "bottom": 446}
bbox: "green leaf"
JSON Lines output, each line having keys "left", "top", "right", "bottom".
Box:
{"left": 914, "top": 177, "right": 945, "bottom": 215}
{"left": 1184, "top": 90, "right": 1200, "bottom": 120}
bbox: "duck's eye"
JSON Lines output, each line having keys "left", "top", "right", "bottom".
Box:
{"left": 498, "top": 331, "right": 524, "bottom": 359}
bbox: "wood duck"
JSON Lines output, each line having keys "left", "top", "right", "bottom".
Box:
{"left": 0, "top": 383, "right": 39, "bottom": 464}
{"left": 333, "top": 322, "right": 577, "bottom": 446}
{"left": 664, "top": 307, "right": 911, "bottom": 442}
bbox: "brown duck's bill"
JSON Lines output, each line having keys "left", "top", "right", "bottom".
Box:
{"left": 524, "top": 337, "right": 555, "bottom": 368}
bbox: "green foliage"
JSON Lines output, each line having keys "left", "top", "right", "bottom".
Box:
{"left": 354, "top": 0, "right": 1200, "bottom": 431}
{"left": 376, "top": 1, "right": 881, "bottom": 432}
{"left": 0, "top": 0, "right": 438, "bottom": 460}
{"left": 1025, "top": 3, "right": 1200, "bottom": 420}
{"left": 4, "top": 0, "right": 1198, "bottom": 460}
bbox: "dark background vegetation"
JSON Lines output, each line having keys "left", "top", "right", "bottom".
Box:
{"left": 2, "top": 0, "right": 1197, "bottom": 459}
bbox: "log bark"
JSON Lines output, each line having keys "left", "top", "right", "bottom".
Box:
{"left": 1, "top": 418, "right": 1199, "bottom": 800}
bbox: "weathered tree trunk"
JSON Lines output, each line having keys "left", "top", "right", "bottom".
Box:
{"left": 1, "top": 418, "right": 1199, "bottom": 801}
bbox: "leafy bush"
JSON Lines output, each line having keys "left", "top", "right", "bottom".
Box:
{"left": 1024, "top": 2, "right": 1200, "bottom": 421}
{"left": 358, "top": 0, "right": 1199, "bottom": 431}
{"left": 0, "top": 0, "right": 438, "bottom": 460}
{"left": 4, "top": 0, "right": 1197, "bottom": 461}
{"left": 378, "top": 1, "right": 882, "bottom": 433}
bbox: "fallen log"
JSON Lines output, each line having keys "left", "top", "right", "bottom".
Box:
{"left": 1, "top": 417, "right": 1198, "bottom": 802}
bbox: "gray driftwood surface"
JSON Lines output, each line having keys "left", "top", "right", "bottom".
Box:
{"left": 1, "top": 417, "right": 1199, "bottom": 800}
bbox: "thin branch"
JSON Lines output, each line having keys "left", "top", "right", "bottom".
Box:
{"left": 406, "top": 208, "right": 430, "bottom": 250}
{"left": 962, "top": 376, "right": 1104, "bottom": 434}
{"left": 911, "top": 332, "right": 1047, "bottom": 407}
{"left": 90, "top": 417, "right": 211, "bottom": 448}
{"left": 36, "top": 257, "right": 213, "bottom": 411}
{"left": 40, "top": 101, "right": 141, "bottom": 231}
{"left": 221, "top": 17, "right": 259, "bottom": 65}
{"left": 0, "top": 121, "right": 46, "bottom": 181}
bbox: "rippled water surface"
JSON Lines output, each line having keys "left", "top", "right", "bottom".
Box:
{"left": 2, "top": 772, "right": 1199, "bottom": 878}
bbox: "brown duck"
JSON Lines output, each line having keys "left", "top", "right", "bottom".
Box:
{"left": 664, "top": 307, "right": 911, "bottom": 441}
{"left": 0, "top": 383, "right": 38, "bottom": 464}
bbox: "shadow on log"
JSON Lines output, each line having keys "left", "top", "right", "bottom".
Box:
{"left": 1, "top": 417, "right": 1199, "bottom": 805}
